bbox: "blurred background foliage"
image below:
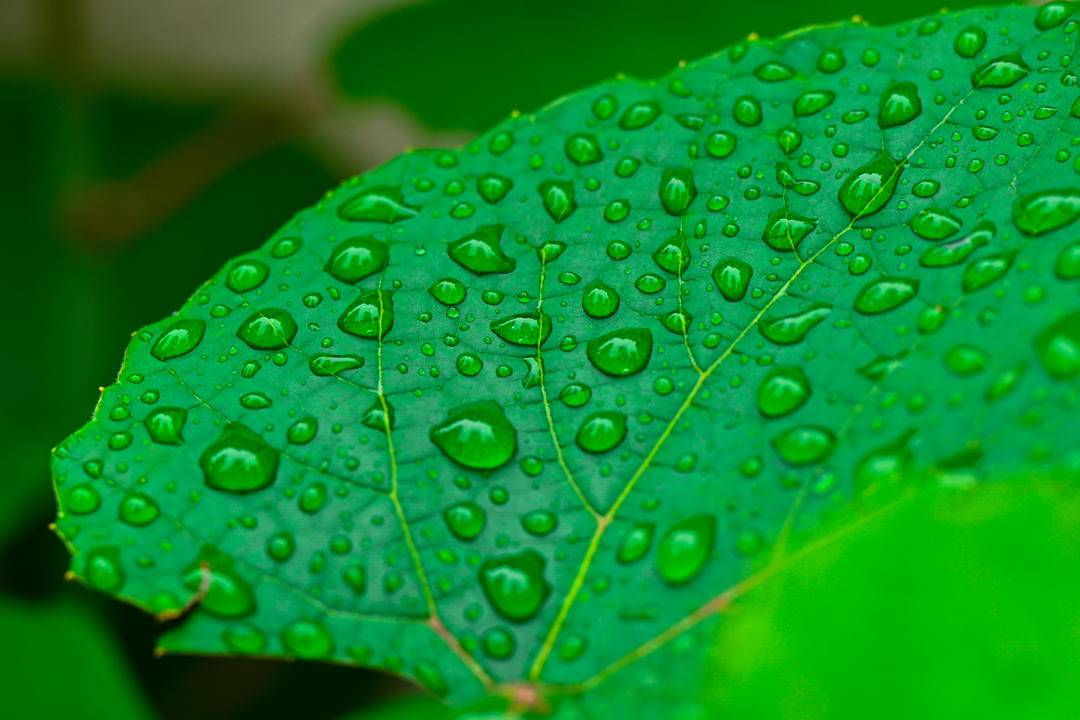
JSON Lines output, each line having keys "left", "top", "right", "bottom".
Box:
{"left": 3, "top": 0, "right": 1066, "bottom": 718}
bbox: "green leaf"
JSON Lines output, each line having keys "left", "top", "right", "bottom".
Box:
{"left": 708, "top": 481, "right": 1080, "bottom": 719}
{"left": 0, "top": 600, "right": 153, "bottom": 719}
{"left": 54, "top": 3, "right": 1080, "bottom": 713}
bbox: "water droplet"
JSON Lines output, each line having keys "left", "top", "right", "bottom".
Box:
{"left": 522, "top": 510, "right": 557, "bottom": 537}
{"left": 444, "top": 502, "right": 486, "bottom": 540}
{"left": 282, "top": 619, "right": 334, "bottom": 659}
{"left": 1012, "top": 189, "right": 1080, "bottom": 236}
{"left": 854, "top": 278, "right": 919, "bottom": 314}
{"left": 324, "top": 237, "right": 389, "bottom": 283}
{"left": 756, "top": 367, "right": 811, "bottom": 418}
{"left": 794, "top": 89, "right": 835, "bottom": 117}
{"left": 66, "top": 484, "right": 100, "bottom": 514}
{"left": 652, "top": 234, "right": 691, "bottom": 274}
{"left": 762, "top": 209, "right": 817, "bottom": 251}
{"left": 565, "top": 133, "right": 603, "bottom": 165}
{"left": 309, "top": 354, "right": 365, "bottom": 376}
{"left": 539, "top": 180, "right": 576, "bottom": 222}
{"left": 478, "top": 173, "right": 513, "bottom": 204}
{"left": 199, "top": 425, "right": 279, "bottom": 493}
{"left": 713, "top": 258, "right": 753, "bottom": 301}
{"left": 878, "top": 82, "right": 922, "bottom": 128}
{"left": 223, "top": 625, "right": 266, "bottom": 654}
{"left": 448, "top": 225, "right": 517, "bottom": 274}
{"left": 771, "top": 426, "right": 836, "bottom": 465}
{"left": 479, "top": 550, "right": 550, "bottom": 622}
{"left": 85, "top": 547, "right": 124, "bottom": 591}
{"left": 1035, "top": 312, "right": 1080, "bottom": 379}
{"left": 658, "top": 168, "right": 697, "bottom": 215}
{"left": 586, "top": 328, "right": 653, "bottom": 377}
{"left": 184, "top": 547, "right": 255, "bottom": 617}
{"left": 619, "top": 101, "right": 661, "bottom": 130}
{"left": 237, "top": 309, "right": 297, "bottom": 350}
{"left": 226, "top": 259, "right": 269, "bottom": 293}
{"left": 582, "top": 280, "right": 620, "bottom": 319}
{"left": 119, "top": 493, "right": 159, "bottom": 526}
{"left": 1035, "top": 2, "right": 1072, "bottom": 30}
{"left": 972, "top": 54, "right": 1030, "bottom": 89}
{"left": 338, "top": 290, "right": 393, "bottom": 339}
{"left": 145, "top": 407, "right": 186, "bottom": 445}
{"left": 560, "top": 382, "right": 592, "bottom": 407}
{"left": 576, "top": 412, "right": 627, "bottom": 454}
{"left": 657, "top": 515, "right": 714, "bottom": 585}
{"left": 1055, "top": 242, "right": 1080, "bottom": 280}
{"left": 151, "top": 319, "right": 206, "bottom": 361}
{"left": 954, "top": 26, "right": 986, "bottom": 58}
{"left": 837, "top": 152, "right": 901, "bottom": 217}
{"left": 430, "top": 401, "right": 517, "bottom": 470}
{"left": 944, "top": 344, "right": 988, "bottom": 376}
{"left": 490, "top": 311, "right": 552, "bottom": 346}
{"left": 962, "top": 252, "right": 1015, "bottom": 292}
{"left": 482, "top": 627, "right": 515, "bottom": 659}
{"left": 760, "top": 305, "right": 830, "bottom": 345}
{"left": 909, "top": 207, "right": 962, "bottom": 240}
{"left": 733, "top": 95, "right": 762, "bottom": 126}
{"left": 617, "top": 523, "right": 654, "bottom": 564}
{"left": 287, "top": 416, "right": 318, "bottom": 444}
{"left": 705, "top": 131, "right": 737, "bottom": 158}
{"left": 919, "top": 222, "right": 994, "bottom": 267}
{"left": 339, "top": 186, "right": 418, "bottom": 223}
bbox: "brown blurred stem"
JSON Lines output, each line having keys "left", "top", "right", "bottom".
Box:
{"left": 63, "top": 86, "right": 320, "bottom": 253}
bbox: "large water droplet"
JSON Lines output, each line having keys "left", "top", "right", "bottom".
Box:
{"left": 479, "top": 550, "right": 550, "bottom": 622}
{"left": 1012, "top": 189, "right": 1080, "bottom": 236}
{"left": 909, "top": 207, "right": 962, "bottom": 240}
{"left": 338, "top": 290, "right": 393, "bottom": 339}
{"left": 878, "top": 82, "right": 922, "bottom": 128}
{"left": 1035, "top": 312, "right": 1080, "bottom": 380}
{"left": 576, "top": 412, "right": 627, "bottom": 454}
{"left": 444, "top": 502, "right": 486, "bottom": 540}
{"left": 657, "top": 515, "right": 715, "bottom": 585}
{"left": 338, "top": 186, "right": 418, "bottom": 223}
{"left": 282, "top": 619, "right": 334, "bottom": 659}
{"left": 448, "top": 225, "right": 517, "bottom": 274}
{"left": 226, "top": 259, "right": 269, "bottom": 293}
{"left": 199, "top": 425, "right": 280, "bottom": 493}
{"left": 324, "top": 237, "right": 389, "bottom": 283}
{"left": 658, "top": 168, "right": 697, "bottom": 216}
{"left": 430, "top": 401, "right": 517, "bottom": 471}
{"left": 919, "top": 222, "right": 994, "bottom": 267}
{"left": 539, "top": 180, "right": 576, "bottom": 222}
{"left": 586, "top": 328, "right": 653, "bottom": 377}
{"left": 85, "top": 547, "right": 125, "bottom": 591}
{"left": 757, "top": 367, "right": 811, "bottom": 418}
{"left": 490, "top": 311, "right": 552, "bottom": 347}
{"left": 565, "top": 133, "right": 603, "bottom": 165}
{"left": 760, "top": 305, "right": 830, "bottom": 345}
{"left": 617, "top": 523, "right": 654, "bottom": 564}
{"left": 145, "top": 407, "right": 187, "bottom": 445}
{"left": 854, "top": 278, "right": 919, "bottom": 315}
{"left": 582, "top": 280, "right": 620, "bottom": 319}
{"left": 837, "top": 152, "right": 901, "bottom": 217}
{"left": 771, "top": 426, "right": 836, "bottom": 465}
{"left": 619, "top": 101, "right": 661, "bottom": 130}
{"left": 762, "top": 209, "right": 817, "bottom": 251}
{"left": 972, "top": 54, "right": 1030, "bottom": 89}
{"left": 184, "top": 547, "right": 256, "bottom": 617}
{"left": 962, "top": 252, "right": 1015, "bottom": 293}
{"left": 237, "top": 309, "right": 297, "bottom": 350}
{"left": 151, "top": 319, "right": 206, "bottom": 361}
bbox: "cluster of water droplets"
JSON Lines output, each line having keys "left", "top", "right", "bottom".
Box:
{"left": 52, "top": 2, "right": 1080, "bottom": 704}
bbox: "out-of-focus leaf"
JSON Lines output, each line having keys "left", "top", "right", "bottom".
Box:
{"left": 330, "top": 0, "right": 994, "bottom": 131}
{"left": 708, "top": 481, "right": 1080, "bottom": 719}
{"left": 0, "top": 599, "right": 153, "bottom": 719}
{"left": 51, "top": 3, "right": 1080, "bottom": 716}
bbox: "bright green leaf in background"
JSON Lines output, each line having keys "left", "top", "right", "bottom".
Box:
{"left": 710, "top": 482, "right": 1080, "bottom": 719}
{"left": 0, "top": 600, "right": 153, "bottom": 719}
{"left": 53, "top": 3, "right": 1080, "bottom": 716}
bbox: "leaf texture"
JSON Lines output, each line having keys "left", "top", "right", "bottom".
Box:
{"left": 54, "top": 3, "right": 1080, "bottom": 713}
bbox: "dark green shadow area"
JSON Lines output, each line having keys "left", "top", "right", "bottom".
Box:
{"left": 330, "top": 0, "right": 995, "bottom": 131}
